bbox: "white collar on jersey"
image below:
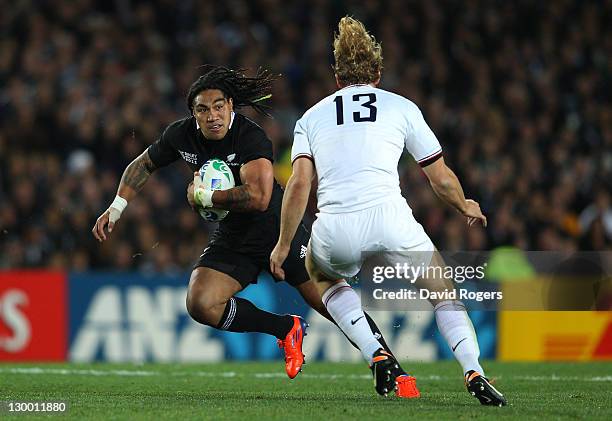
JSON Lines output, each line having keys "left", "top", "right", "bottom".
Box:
{"left": 195, "top": 111, "right": 235, "bottom": 131}
{"left": 338, "top": 83, "right": 376, "bottom": 90}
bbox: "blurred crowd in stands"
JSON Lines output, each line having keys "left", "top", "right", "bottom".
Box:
{"left": 1, "top": 0, "right": 610, "bottom": 272}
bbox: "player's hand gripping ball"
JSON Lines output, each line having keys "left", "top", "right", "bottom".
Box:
{"left": 195, "top": 158, "right": 235, "bottom": 221}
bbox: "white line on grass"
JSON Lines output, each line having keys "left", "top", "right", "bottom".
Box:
{"left": 514, "top": 375, "right": 612, "bottom": 382}
{"left": 1, "top": 368, "right": 610, "bottom": 382}
{"left": 1, "top": 367, "right": 157, "bottom": 376}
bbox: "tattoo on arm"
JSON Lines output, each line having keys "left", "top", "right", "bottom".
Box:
{"left": 121, "top": 152, "right": 157, "bottom": 192}
{"left": 214, "top": 185, "right": 253, "bottom": 211}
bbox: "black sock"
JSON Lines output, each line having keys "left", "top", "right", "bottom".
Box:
{"left": 336, "top": 311, "right": 394, "bottom": 356}
{"left": 217, "top": 297, "right": 294, "bottom": 339}
{"left": 364, "top": 312, "right": 393, "bottom": 356}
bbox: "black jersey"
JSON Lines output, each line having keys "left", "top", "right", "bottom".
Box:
{"left": 147, "top": 113, "right": 284, "bottom": 254}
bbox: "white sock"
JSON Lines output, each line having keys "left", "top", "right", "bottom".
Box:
{"left": 322, "top": 281, "right": 382, "bottom": 364}
{"left": 434, "top": 300, "right": 485, "bottom": 376}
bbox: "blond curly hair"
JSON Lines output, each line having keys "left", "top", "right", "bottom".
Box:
{"left": 333, "top": 16, "right": 383, "bottom": 86}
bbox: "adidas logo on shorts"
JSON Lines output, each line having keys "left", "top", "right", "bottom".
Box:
{"left": 300, "top": 245, "right": 307, "bottom": 259}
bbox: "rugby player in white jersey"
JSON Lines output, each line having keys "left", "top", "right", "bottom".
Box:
{"left": 270, "top": 16, "right": 506, "bottom": 406}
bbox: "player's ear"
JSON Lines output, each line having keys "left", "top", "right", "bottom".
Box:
{"left": 373, "top": 71, "right": 381, "bottom": 86}
{"left": 335, "top": 74, "right": 343, "bottom": 88}
{"left": 227, "top": 97, "right": 234, "bottom": 111}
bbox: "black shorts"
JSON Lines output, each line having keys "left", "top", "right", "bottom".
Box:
{"left": 194, "top": 222, "right": 311, "bottom": 288}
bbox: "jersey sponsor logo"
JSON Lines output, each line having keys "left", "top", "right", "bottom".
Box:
{"left": 178, "top": 150, "right": 198, "bottom": 165}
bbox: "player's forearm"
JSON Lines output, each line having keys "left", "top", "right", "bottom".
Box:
{"left": 212, "top": 184, "right": 269, "bottom": 212}
{"left": 429, "top": 167, "right": 468, "bottom": 214}
{"left": 118, "top": 150, "right": 157, "bottom": 201}
{"left": 278, "top": 175, "right": 311, "bottom": 248}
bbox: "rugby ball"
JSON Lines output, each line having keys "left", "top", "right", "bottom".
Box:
{"left": 196, "top": 158, "right": 235, "bottom": 221}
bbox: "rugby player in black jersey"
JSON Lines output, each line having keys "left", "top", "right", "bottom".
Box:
{"left": 93, "top": 65, "right": 409, "bottom": 387}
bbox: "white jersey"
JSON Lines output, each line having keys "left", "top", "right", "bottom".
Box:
{"left": 291, "top": 85, "right": 442, "bottom": 213}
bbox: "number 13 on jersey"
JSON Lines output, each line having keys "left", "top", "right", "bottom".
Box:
{"left": 333, "top": 93, "right": 377, "bottom": 125}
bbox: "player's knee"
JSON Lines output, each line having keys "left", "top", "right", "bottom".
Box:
{"left": 186, "top": 284, "right": 228, "bottom": 327}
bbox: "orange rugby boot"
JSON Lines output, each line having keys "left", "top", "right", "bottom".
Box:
{"left": 395, "top": 374, "right": 420, "bottom": 398}
{"left": 277, "top": 315, "right": 308, "bottom": 379}
{"left": 371, "top": 349, "right": 421, "bottom": 398}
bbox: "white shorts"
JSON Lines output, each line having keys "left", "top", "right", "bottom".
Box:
{"left": 310, "top": 196, "right": 435, "bottom": 279}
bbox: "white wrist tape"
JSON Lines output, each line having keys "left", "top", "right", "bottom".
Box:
{"left": 194, "top": 187, "right": 214, "bottom": 208}
{"left": 109, "top": 195, "right": 128, "bottom": 223}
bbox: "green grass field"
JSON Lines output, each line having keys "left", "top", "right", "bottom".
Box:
{"left": 1, "top": 361, "right": 611, "bottom": 420}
